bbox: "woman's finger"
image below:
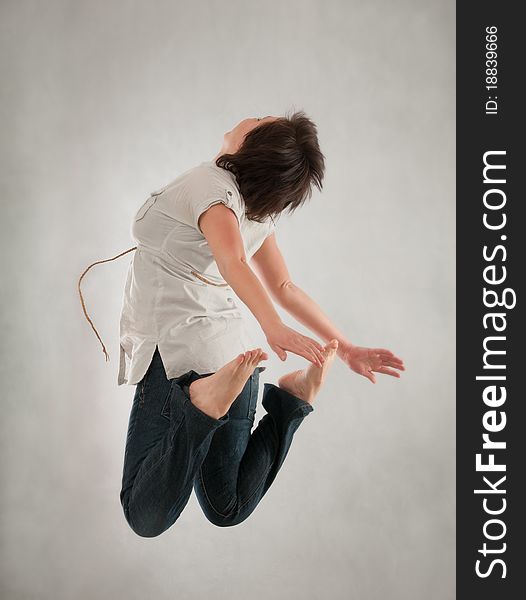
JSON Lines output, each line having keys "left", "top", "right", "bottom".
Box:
{"left": 381, "top": 360, "right": 405, "bottom": 370}
{"left": 376, "top": 366, "right": 401, "bottom": 378}
{"left": 378, "top": 355, "right": 404, "bottom": 367}
{"left": 376, "top": 349, "right": 404, "bottom": 364}
{"left": 287, "top": 336, "right": 321, "bottom": 366}
{"left": 310, "top": 338, "right": 325, "bottom": 354}
{"left": 296, "top": 335, "right": 324, "bottom": 358}
{"left": 375, "top": 347, "right": 394, "bottom": 356}
{"left": 364, "top": 369, "right": 376, "bottom": 384}
{"left": 270, "top": 344, "right": 287, "bottom": 361}
{"left": 375, "top": 348, "right": 402, "bottom": 360}
{"left": 297, "top": 344, "right": 323, "bottom": 367}
{"left": 307, "top": 341, "right": 325, "bottom": 365}
{"left": 306, "top": 346, "right": 323, "bottom": 367}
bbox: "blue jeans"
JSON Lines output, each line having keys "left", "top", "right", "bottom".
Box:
{"left": 120, "top": 346, "right": 314, "bottom": 537}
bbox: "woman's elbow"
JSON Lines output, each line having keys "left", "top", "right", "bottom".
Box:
{"left": 216, "top": 256, "right": 248, "bottom": 278}
{"left": 273, "top": 279, "right": 297, "bottom": 305}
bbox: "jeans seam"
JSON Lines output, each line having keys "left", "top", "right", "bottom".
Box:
{"left": 247, "top": 372, "right": 253, "bottom": 419}
{"left": 238, "top": 464, "right": 273, "bottom": 510}
{"left": 139, "top": 371, "right": 148, "bottom": 407}
{"left": 160, "top": 381, "right": 173, "bottom": 420}
{"left": 198, "top": 458, "right": 274, "bottom": 518}
{"left": 125, "top": 373, "right": 148, "bottom": 447}
{"left": 130, "top": 403, "right": 181, "bottom": 495}
{"left": 130, "top": 440, "right": 175, "bottom": 499}
{"left": 237, "top": 413, "right": 301, "bottom": 510}
{"left": 198, "top": 466, "right": 230, "bottom": 518}
{"left": 131, "top": 400, "right": 211, "bottom": 499}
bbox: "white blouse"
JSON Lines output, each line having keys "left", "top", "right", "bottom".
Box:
{"left": 118, "top": 160, "right": 275, "bottom": 386}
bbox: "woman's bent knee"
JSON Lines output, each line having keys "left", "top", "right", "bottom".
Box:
{"left": 131, "top": 525, "right": 165, "bottom": 538}
{"left": 123, "top": 504, "right": 170, "bottom": 538}
{"left": 125, "top": 516, "right": 168, "bottom": 538}
{"left": 200, "top": 505, "right": 255, "bottom": 528}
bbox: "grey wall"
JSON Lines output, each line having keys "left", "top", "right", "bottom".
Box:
{"left": 0, "top": 1, "right": 455, "bottom": 599}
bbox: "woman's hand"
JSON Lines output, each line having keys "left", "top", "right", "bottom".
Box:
{"left": 264, "top": 321, "right": 326, "bottom": 367}
{"left": 338, "top": 342, "right": 405, "bottom": 384}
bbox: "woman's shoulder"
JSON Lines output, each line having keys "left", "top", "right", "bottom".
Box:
{"left": 149, "top": 161, "right": 245, "bottom": 224}
{"left": 200, "top": 160, "right": 239, "bottom": 191}
{"left": 192, "top": 161, "right": 244, "bottom": 209}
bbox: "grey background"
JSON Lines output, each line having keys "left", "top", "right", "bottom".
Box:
{"left": 0, "top": 1, "right": 455, "bottom": 599}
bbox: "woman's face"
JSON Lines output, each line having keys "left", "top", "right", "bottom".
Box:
{"left": 222, "top": 115, "right": 280, "bottom": 153}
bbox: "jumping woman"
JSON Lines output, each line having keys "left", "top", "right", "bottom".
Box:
{"left": 79, "top": 109, "right": 405, "bottom": 538}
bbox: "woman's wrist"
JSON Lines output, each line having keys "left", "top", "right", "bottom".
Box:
{"left": 261, "top": 315, "right": 284, "bottom": 336}
{"left": 335, "top": 338, "right": 354, "bottom": 358}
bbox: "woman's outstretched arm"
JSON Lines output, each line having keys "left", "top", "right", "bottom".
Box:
{"left": 250, "top": 232, "right": 405, "bottom": 383}
{"left": 199, "top": 203, "right": 326, "bottom": 367}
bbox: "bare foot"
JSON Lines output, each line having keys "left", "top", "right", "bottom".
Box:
{"left": 277, "top": 339, "right": 339, "bottom": 404}
{"left": 188, "top": 349, "right": 268, "bottom": 419}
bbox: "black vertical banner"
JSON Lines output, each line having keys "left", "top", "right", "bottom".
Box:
{"left": 457, "top": 2, "right": 524, "bottom": 598}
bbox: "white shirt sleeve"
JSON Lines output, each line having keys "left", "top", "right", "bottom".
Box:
{"left": 184, "top": 167, "right": 243, "bottom": 233}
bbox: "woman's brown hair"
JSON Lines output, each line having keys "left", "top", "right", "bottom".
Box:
{"left": 215, "top": 109, "right": 326, "bottom": 223}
